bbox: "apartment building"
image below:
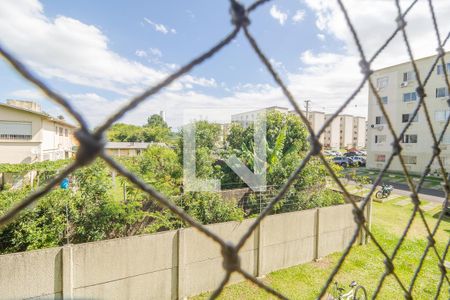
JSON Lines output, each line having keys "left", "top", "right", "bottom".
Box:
{"left": 324, "top": 114, "right": 341, "bottom": 150}
{"left": 0, "top": 100, "right": 76, "bottom": 163}
{"left": 307, "top": 111, "right": 325, "bottom": 144}
{"left": 353, "top": 116, "right": 366, "bottom": 149}
{"left": 231, "top": 106, "right": 289, "bottom": 127}
{"left": 367, "top": 52, "right": 450, "bottom": 173}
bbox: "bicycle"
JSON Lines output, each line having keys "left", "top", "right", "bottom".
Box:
{"left": 327, "top": 281, "right": 367, "bottom": 300}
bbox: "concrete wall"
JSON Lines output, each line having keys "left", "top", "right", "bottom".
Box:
{"left": 0, "top": 204, "right": 366, "bottom": 299}
{"left": 0, "top": 247, "right": 63, "bottom": 299}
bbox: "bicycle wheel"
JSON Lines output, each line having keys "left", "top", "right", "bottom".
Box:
{"left": 353, "top": 285, "right": 367, "bottom": 300}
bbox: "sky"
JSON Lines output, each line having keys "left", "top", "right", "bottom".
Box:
{"left": 0, "top": 0, "right": 449, "bottom": 129}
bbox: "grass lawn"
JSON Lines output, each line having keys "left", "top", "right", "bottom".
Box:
{"left": 193, "top": 201, "right": 450, "bottom": 299}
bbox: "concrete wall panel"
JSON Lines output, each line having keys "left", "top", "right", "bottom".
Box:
{"left": 0, "top": 247, "right": 63, "bottom": 299}
{"left": 318, "top": 204, "right": 357, "bottom": 257}
{"left": 261, "top": 209, "right": 316, "bottom": 274}
{"left": 72, "top": 230, "right": 178, "bottom": 299}
{"left": 180, "top": 218, "right": 257, "bottom": 298}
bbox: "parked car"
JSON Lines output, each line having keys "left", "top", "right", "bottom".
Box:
{"left": 332, "top": 156, "right": 353, "bottom": 167}
{"left": 344, "top": 151, "right": 358, "bottom": 157}
{"left": 350, "top": 156, "right": 366, "bottom": 167}
{"left": 358, "top": 150, "right": 367, "bottom": 156}
{"left": 323, "top": 150, "right": 335, "bottom": 156}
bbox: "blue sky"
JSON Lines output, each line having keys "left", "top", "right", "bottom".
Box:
{"left": 0, "top": 0, "right": 448, "bottom": 128}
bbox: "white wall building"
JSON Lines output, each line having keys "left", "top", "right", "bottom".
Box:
{"left": 324, "top": 114, "right": 341, "bottom": 150}
{"left": 231, "top": 106, "right": 289, "bottom": 127}
{"left": 367, "top": 52, "right": 450, "bottom": 173}
{"left": 0, "top": 100, "right": 77, "bottom": 164}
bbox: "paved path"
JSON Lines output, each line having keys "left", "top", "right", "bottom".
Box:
{"left": 342, "top": 180, "right": 446, "bottom": 204}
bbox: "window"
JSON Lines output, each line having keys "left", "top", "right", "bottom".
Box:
{"left": 403, "top": 155, "right": 417, "bottom": 165}
{"left": 381, "top": 96, "right": 388, "bottom": 104}
{"left": 375, "top": 135, "right": 386, "bottom": 144}
{"left": 437, "top": 63, "right": 450, "bottom": 75}
{"left": 402, "top": 134, "right": 418, "bottom": 143}
{"left": 65, "top": 129, "right": 68, "bottom": 137}
{"left": 403, "top": 92, "right": 417, "bottom": 102}
{"left": 436, "top": 87, "right": 449, "bottom": 98}
{"left": 376, "top": 154, "right": 386, "bottom": 162}
{"left": 59, "top": 127, "right": 63, "bottom": 136}
{"left": 377, "top": 76, "right": 389, "bottom": 89}
{"left": 434, "top": 110, "right": 450, "bottom": 122}
{"left": 443, "top": 133, "right": 450, "bottom": 145}
{"left": 375, "top": 116, "right": 385, "bottom": 124}
{"left": 403, "top": 71, "right": 415, "bottom": 82}
{"left": 0, "top": 121, "right": 32, "bottom": 140}
{"left": 402, "top": 113, "right": 418, "bottom": 123}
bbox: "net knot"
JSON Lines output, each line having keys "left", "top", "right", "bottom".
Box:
{"left": 395, "top": 16, "right": 407, "bottom": 30}
{"left": 309, "top": 136, "right": 322, "bottom": 156}
{"left": 446, "top": 98, "right": 450, "bottom": 107}
{"left": 391, "top": 141, "right": 402, "bottom": 156}
{"left": 75, "top": 129, "right": 105, "bottom": 167}
{"left": 438, "top": 262, "right": 447, "bottom": 275}
{"left": 221, "top": 241, "right": 240, "bottom": 272}
{"left": 436, "top": 46, "right": 445, "bottom": 57}
{"left": 427, "top": 236, "right": 435, "bottom": 247}
{"left": 384, "top": 258, "right": 394, "bottom": 274}
{"left": 410, "top": 193, "right": 420, "bottom": 206}
{"left": 415, "top": 86, "right": 426, "bottom": 99}
{"left": 359, "top": 59, "right": 372, "bottom": 76}
{"left": 352, "top": 208, "right": 365, "bottom": 225}
{"left": 432, "top": 144, "right": 441, "bottom": 156}
{"left": 230, "top": 0, "right": 249, "bottom": 27}
{"left": 404, "top": 292, "right": 413, "bottom": 300}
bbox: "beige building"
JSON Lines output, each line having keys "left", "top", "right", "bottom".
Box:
{"left": 105, "top": 142, "right": 152, "bottom": 157}
{"left": 231, "top": 106, "right": 289, "bottom": 128}
{"left": 306, "top": 111, "right": 325, "bottom": 144}
{"left": 324, "top": 114, "right": 341, "bottom": 150}
{"left": 323, "top": 114, "right": 366, "bottom": 150}
{"left": 367, "top": 52, "right": 450, "bottom": 173}
{"left": 0, "top": 100, "right": 76, "bottom": 163}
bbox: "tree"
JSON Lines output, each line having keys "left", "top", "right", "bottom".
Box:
{"left": 145, "top": 114, "right": 168, "bottom": 128}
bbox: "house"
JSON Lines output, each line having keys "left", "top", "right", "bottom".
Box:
{"left": 0, "top": 100, "right": 77, "bottom": 164}
{"left": 367, "top": 51, "right": 450, "bottom": 173}
{"left": 105, "top": 142, "right": 152, "bottom": 157}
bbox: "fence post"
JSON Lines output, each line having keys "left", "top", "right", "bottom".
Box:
{"left": 177, "top": 229, "right": 187, "bottom": 300}
{"left": 256, "top": 219, "right": 265, "bottom": 277}
{"left": 62, "top": 245, "right": 73, "bottom": 299}
{"left": 314, "top": 208, "right": 320, "bottom": 260}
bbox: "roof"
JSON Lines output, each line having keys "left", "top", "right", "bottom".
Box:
{"left": 105, "top": 142, "right": 153, "bottom": 149}
{"left": 374, "top": 51, "right": 450, "bottom": 72}
{"left": 0, "top": 102, "right": 77, "bottom": 128}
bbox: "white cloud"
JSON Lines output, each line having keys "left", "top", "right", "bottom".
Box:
{"left": 148, "top": 47, "right": 162, "bottom": 57}
{"left": 317, "top": 33, "right": 325, "bottom": 41}
{"left": 143, "top": 18, "right": 176, "bottom": 35}
{"left": 135, "top": 49, "right": 147, "bottom": 58}
{"left": 0, "top": 0, "right": 213, "bottom": 99}
{"left": 292, "top": 10, "right": 306, "bottom": 23}
{"left": 270, "top": 5, "right": 288, "bottom": 25}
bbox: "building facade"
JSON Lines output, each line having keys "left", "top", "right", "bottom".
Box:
{"left": 367, "top": 52, "right": 450, "bottom": 173}
{"left": 231, "top": 106, "right": 289, "bottom": 128}
{"left": 105, "top": 142, "right": 153, "bottom": 157}
{"left": 324, "top": 114, "right": 341, "bottom": 150}
{"left": 0, "top": 100, "right": 76, "bottom": 164}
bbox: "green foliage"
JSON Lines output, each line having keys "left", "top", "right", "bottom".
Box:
{"left": 181, "top": 192, "right": 244, "bottom": 225}
{"left": 145, "top": 114, "right": 168, "bottom": 128}
{"left": 107, "top": 116, "right": 171, "bottom": 143}
{"left": 0, "top": 159, "right": 71, "bottom": 173}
